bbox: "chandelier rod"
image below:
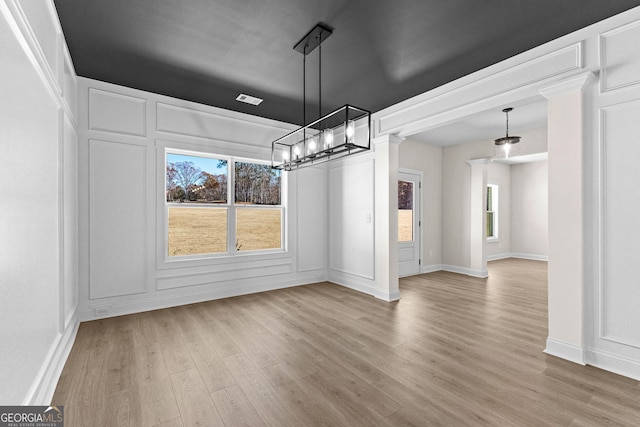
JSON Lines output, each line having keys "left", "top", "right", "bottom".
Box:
{"left": 318, "top": 31, "right": 322, "bottom": 120}
{"left": 303, "top": 45, "right": 306, "bottom": 140}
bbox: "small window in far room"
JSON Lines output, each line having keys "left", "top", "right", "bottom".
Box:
{"left": 487, "top": 184, "right": 498, "bottom": 239}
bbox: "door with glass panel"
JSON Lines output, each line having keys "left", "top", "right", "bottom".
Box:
{"left": 398, "top": 171, "right": 421, "bottom": 277}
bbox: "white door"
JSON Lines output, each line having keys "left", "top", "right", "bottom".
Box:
{"left": 398, "top": 171, "right": 421, "bottom": 277}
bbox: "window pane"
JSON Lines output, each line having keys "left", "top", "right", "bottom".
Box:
{"left": 235, "top": 162, "right": 281, "bottom": 205}
{"left": 236, "top": 208, "right": 282, "bottom": 251}
{"left": 398, "top": 180, "right": 414, "bottom": 242}
{"left": 487, "top": 212, "right": 494, "bottom": 237}
{"left": 168, "top": 207, "right": 227, "bottom": 256}
{"left": 167, "top": 153, "right": 228, "bottom": 203}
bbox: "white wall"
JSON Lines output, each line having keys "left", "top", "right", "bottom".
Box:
{"left": 440, "top": 128, "right": 547, "bottom": 273}
{"left": 487, "top": 162, "right": 511, "bottom": 259}
{"left": 77, "top": 77, "right": 327, "bottom": 321}
{"left": 441, "top": 140, "right": 486, "bottom": 271}
{"left": 399, "top": 139, "right": 443, "bottom": 270}
{"left": 0, "top": 0, "right": 78, "bottom": 404}
{"left": 511, "top": 160, "right": 548, "bottom": 259}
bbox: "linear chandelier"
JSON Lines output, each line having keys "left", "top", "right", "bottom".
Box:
{"left": 272, "top": 23, "right": 371, "bottom": 171}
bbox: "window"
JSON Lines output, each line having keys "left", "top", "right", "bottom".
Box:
{"left": 398, "top": 180, "right": 414, "bottom": 242}
{"left": 487, "top": 184, "right": 498, "bottom": 239}
{"left": 166, "top": 151, "right": 283, "bottom": 258}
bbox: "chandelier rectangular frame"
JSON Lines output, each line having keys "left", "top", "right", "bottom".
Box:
{"left": 271, "top": 23, "right": 371, "bottom": 171}
{"left": 271, "top": 104, "right": 370, "bottom": 171}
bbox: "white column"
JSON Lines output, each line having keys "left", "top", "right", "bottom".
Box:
{"left": 540, "top": 72, "right": 594, "bottom": 364}
{"left": 467, "top": 158, "right": 490, "bottom": 278}
{"left": 374, "top": 134, "right": 404, "bottom": 301}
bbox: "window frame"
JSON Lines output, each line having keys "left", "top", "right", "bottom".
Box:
{"left": 164, "top": 148, "right": 286, "bottom": 261}
{"left": 486, "top": 183, "right": 498, "bottom": 240}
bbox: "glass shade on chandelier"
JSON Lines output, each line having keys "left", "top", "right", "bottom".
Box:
{"left": 494, "top": 107, "right": 521, "bottom": 159}
{"left": 272, "top": 105, "right": 370, "bottom": 171}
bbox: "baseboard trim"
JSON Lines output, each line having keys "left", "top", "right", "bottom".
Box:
{"left": 23, "top": 312, "right": 80, "bottom": 405}
{"left": 488, "top": 253, "right": 549, "bottom": 261}
{"left": 442, "top": 264, "right": 488, "bottom": 278}
{"left": 329, "top": 270, "right": 377, "bottom": 298}
{"left": 421, "top": 264, "right": 443, "bottom": 274}
{"left": 487, "top": 253, "right": 511, "bottom": 261}
{"left": 510, "top": 252, "right": 549, "bottom": 261}
{"left": 80, "top": 274, "right": 325, "bottom": 321}
{"left": 585, "top": 347, "right": 640, "bottom": 381}
{"left": 375, "top": 290, "right": 401, "bottom": 302}
{"left": 544, "top": 337, "right": 586, "bottom": 365}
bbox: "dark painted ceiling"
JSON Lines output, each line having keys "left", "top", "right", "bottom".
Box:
{"left": 55, "top": 0, "right": 640, "bottom": 126}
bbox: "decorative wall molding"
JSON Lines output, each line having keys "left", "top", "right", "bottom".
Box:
{"left": 0, "top": 0, "right": 76, "bottom": 122}
{"left": 61, "top": 44, "right": 78, "bottom": 124}
{"left": 157, "top": 261, "right": 292, "bottom": 290}
{"left": 329, "top": 157, "right": 375, "bottom": 281}
{"left": 1, "top": 0, "right": 61, "bottom": 95}
{"left": 89, "top": 88, "right": 147, "bottom": 136}
{"left": 89, "top": 139, "right": 147, "bottom": 299}
{"left": 545, "top": 338, "right": 586, "bottom": 365}
{"left": 539, "top": 72, "right": 595, "bottom": 98}
{"left": 600, "top": 20, "right": 640, "bottom": 93}
{"left": 81, "top": 275, "right": 324, "bottom": 321}
{"left": 599, "top": 99, "right": 640, "bottom": 350}
{"left": 376, "top": 43, "right": 583, "bottom": 136}
{"left": 585, "top": 346, "right": 640, "bottom": 381}
{"left": 22, "top": 314, "right": 79, "bottom": 405}
{"left": 297, "top": 167, "right": 326, "bottom": 272}
{"left": 466, "top": 158, "right": 492, "bottom": 166}
{"left": 156, "top": 102, "right": 294, "bottom": 146}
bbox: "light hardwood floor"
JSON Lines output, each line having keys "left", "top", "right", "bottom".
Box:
{"left": 53, "top": 259, "right": 640, "bottom": 426}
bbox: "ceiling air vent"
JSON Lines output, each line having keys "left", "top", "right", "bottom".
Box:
{"left": 236, "top": 93, "right": 263, "bottom": 106}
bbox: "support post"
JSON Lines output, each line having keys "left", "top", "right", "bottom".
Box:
{"left": 540, "top": 72, "right": 594, "bottom": 364}
{"left": 374, "top": 134, "right": 404, "bottom": 301}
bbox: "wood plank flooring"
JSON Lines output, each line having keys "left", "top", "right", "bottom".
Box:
{"left": 52, "top": 259, "right": 640, "bottom": 426}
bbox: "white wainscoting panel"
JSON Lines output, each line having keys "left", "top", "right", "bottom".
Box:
{"left": 156, "top": 103, "right": 291, "bottom": 147}
{"left": 157, "top": 260, "right": 292, "bottom": 290}
{"left": 89, "top": 139, "right": 147, "bottom": 299}
{"left": 297, "top": 167, "right": 326, "bottom": 272}
{"left": 329, "top": 159, "right": 375, "bottom": 280}
{"left": 89, "top": 88, "right": 147, "bottom": 136}
{"left": 601, "top": 100, "right": 640, "bottom": 348}
{"left": 600, "top": 20, "right": 640, "bottom": 92}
